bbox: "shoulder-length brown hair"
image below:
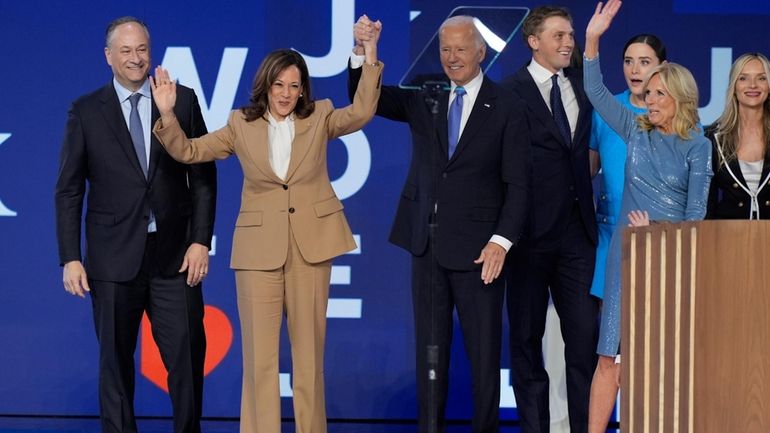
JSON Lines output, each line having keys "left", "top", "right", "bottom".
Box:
{"left": 637, "top": 62, "right": 700, "bottom": 140}
{"left": 241, "top": 49, "right": 315, "bottom": 122}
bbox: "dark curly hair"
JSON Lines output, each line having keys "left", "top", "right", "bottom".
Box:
{"left": 240, "top": 49, "right": 315, "bottom": 122}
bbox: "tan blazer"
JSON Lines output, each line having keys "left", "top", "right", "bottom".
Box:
{"left": 154, "top": 62, "right": 383, "bottom": 270}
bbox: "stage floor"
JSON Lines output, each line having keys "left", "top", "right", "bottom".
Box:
{"left": 0, "top": 417, "right": 620, "bottom": 432}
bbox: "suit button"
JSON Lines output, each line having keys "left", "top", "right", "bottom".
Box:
{"left": 282, "top": 184, "right": 288, "bottom": 190}
{"left": 602, "top": 217, "right": 608, "bottom": 222}
{"left": 600, "top": 194, "right": 606, "bottom": 200}
{"left": 289, "top": 207, "right": 295, "bottom": 213}
{"left": 442, "top": 172, "right": 447, "bottom": 178}
{"left": 733, "top": 183, "right": 739, "bottom": 188}
{"left": 738, "top": 202, "right": 744, "bottom": 207}
{"left": 569, "top": 185, "right": 575, "bottom": 191}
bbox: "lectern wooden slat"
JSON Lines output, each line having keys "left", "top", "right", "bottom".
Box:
{"left": 621, "top": 221, "right": 769, "bottom": 433}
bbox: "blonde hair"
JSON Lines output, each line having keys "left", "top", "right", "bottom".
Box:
{"left": 637, "top": 62, "right": 700, "bottom": 140}
{"left": 713, "top": 53, "right": 770, "bottom": 166}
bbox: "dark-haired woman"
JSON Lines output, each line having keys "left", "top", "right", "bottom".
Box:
{"left": 706, "top": 53, "right": 770, "bottom": 220}
{"left": 150, "top": 23, "right": 382, "bottom": 433}
{"left": 588, "top": 34, "right": 666, "bottom": 300}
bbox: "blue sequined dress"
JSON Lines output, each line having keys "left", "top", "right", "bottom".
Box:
{"left": 584, "top": 56, "right": 712, "bottom": 356}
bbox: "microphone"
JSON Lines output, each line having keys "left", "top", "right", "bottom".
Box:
{"left": 421, "top": 81, "right": 447, "bottom": 115}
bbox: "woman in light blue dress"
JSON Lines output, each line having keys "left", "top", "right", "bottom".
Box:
{"left": 589, "top": 34, "right": 667, "bottom": 299}
{"left": 583, "top": 2, "right": 713, "bottom": 432}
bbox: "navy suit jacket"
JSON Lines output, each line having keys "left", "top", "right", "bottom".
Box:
{"left": 55, "top": 82, "right": 217, "bottom": 281}
{"left": 502, "top": 65, "right": 597, "bottom": 250}
{"left": 350, "top": 66, "right": 531, "bottom": 270}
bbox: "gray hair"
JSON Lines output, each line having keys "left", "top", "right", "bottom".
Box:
{"left": 105, "top": 16, "right": 150, "bottom": 48}
{"left": 439, "top": 15, "right": 486, "bottom": 50}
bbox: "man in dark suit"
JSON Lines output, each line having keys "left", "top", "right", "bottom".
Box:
{"left": 55, "top": 17, "right": 216, "bottom": 433}
{"left": 350, "top": 15, "right": 530, "bottom": 433}
{"left": 501, "top": 6, "right": 599, "bottom": 433}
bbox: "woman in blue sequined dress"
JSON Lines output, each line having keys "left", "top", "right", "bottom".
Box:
{"left": 588, "top": 34, "right": 667, "bottom": 299}
{"left": 583, "top": 2, "right": 713, "bottom": 432}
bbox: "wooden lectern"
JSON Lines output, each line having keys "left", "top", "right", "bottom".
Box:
{"left": 621, "top": 220, "right": 769, "bottom": 433}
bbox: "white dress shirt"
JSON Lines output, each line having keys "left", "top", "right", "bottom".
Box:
{"left": 527, "top": 58, "right": 579, "bottom": 140}
{"left": 351, "top": 51, "right": 512, "bottom": 252}
{"left": 448, "top": 71, "right": 483, "bottom": 140}
{"left": 266, "top": 111, "right": 295, "bottom": 181}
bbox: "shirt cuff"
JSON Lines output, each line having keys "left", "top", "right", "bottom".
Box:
{"left": 489, "top": 235, "right": 513, "bottom": 252}
{"left": 350, "top": 52, "right": 366, "bottom": 69}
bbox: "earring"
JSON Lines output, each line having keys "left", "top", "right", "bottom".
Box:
{"left": 300, "top": 93, "right": 304, "bottom": 97}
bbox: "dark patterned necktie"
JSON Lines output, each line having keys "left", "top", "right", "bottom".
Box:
{"left": 550, "top": 74, "right": 572, "bottom": 147}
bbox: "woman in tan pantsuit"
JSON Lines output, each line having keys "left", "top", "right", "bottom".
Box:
{"left": 150, "top": 21, "right": 382, "bottom": 433}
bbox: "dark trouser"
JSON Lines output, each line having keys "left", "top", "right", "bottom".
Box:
{"left": 506, "top": 208, "right": 599, "bottom": 433}
{"left": 412, "top": 235, "right": 504, "bottom": 433}
{"left": 89, "top": 234, "right": 205, "bottom": 433}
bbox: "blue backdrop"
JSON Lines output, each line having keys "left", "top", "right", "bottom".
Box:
{"left": 1, "top": 0, "right": 768, "bottom": 421}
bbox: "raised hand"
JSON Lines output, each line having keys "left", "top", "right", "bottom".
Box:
{"left": 149, "top": 66, "right": 177, "bottom": 118}
{"left": 352, "top": 15, "right": 368, "bottom": 55}
{"left": 586, "top": 0, "right": 622, "bottom": 40}
{"left": 354, "top": 14, "right": 381, "bottom": 64}
{"left": 585, "top": 0, "right": 622, "bottom": 58}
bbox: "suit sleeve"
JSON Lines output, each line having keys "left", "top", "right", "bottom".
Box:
{"left": 495, "top": 98, "right": 532, "bottom": 244}
{"left": 326, "top": 62, "right": 384, "bottom": 139}
{"left": 182, "top": 90, "right": 218, "bottom": 248}
{"left": 153, "top": 108, "right": 236, "bottom": 163}
{"left": 55, "top": 103, "right": 87, "bottom": 265}
{"left": 347, "top": 61, "right": 413, "bottom": 123}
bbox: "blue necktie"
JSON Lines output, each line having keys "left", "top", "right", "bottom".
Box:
{"left": 550, "top": 74, "right": 572, "bottom": 147}
{"left": 129, "top": 93, "right": 148, "bottom": 177}
{"left": 129, "top": 93, "right": 156, "bottom": 230}
{"left": 448, "top": 86, "right": 466, "bottom": 158}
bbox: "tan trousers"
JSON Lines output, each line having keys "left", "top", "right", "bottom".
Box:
{"left": 235, "top": 231, "right": 331, "bottom": 433}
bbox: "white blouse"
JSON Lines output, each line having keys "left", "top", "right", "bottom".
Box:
{"left": 266, "top": 112, "right": 295, "bottom": 181}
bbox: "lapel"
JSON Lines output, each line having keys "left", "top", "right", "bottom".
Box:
{"left": 566, "top": 67, "right": 590, "bottom": 151}
{"left": 433, "top": 91, "right": 450, "bottom": 161}
{"left": 147, "top": 98, "right": 162, "bottom": 182}
{"left": 285, "top": 114, "right": 314, "bottom": 181}
{"left": 517, "top": 67, "right": 570, "bottom": 149}
{"left": 98, "top": 83, "right": 147, "bottom": 182}
{"left": 760, "top": 155, "right": 770, "bottom": 188}
{"left": 244, "top": 116, "right": 285, "bottom": 183}
{"left": 449, "top": 77, "right": 496, "bottom": 163}
{"left": 727, "top": 158, "right": 749, "bottom": 187}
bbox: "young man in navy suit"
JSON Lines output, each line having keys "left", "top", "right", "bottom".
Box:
{"left": 501, "top": 6, "right": 599, "bottom": 433}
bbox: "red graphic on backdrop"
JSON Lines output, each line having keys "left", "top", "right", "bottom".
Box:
{"left": 140, "top": 305, "right": 233, "bottom": 392}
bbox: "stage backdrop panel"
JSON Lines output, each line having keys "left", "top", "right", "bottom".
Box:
{"left": 1, "top": 0, "right": 768, "bottom": 420}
